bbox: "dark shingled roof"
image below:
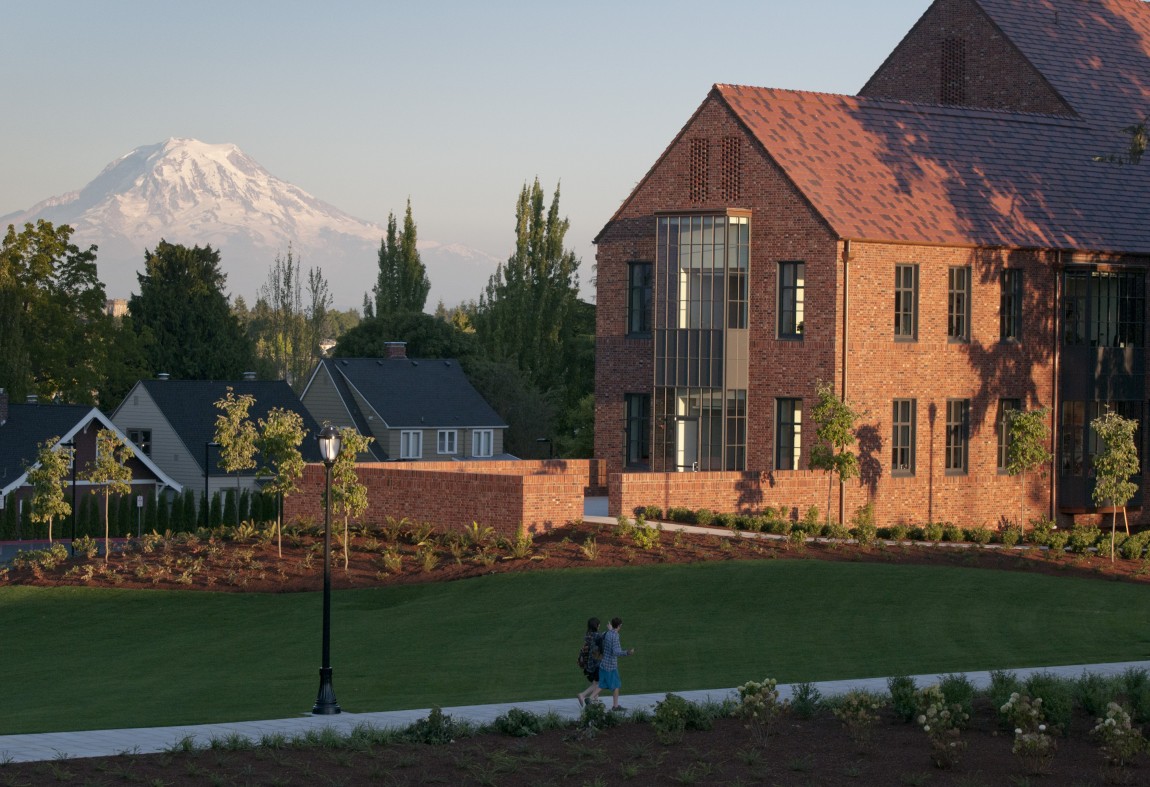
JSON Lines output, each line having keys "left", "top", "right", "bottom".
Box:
{"left": 132, "top": 380, "right": 324, "bottom": 473}
{"left": 322, "top": 358, "right": 506, "bottom": 430}
{"left": 0, "top": 403, "right": 93, "bottom": 487}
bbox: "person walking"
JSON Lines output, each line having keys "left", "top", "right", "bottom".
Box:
{"left": 576, "top": 617, "right": 603, "bottom": 707}
{"left": 590, "top": 617, "right": 635, "bottom": 711}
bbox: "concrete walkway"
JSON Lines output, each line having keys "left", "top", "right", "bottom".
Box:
{"left": 4, "top": 660, "right": 1149, "bottom": 763}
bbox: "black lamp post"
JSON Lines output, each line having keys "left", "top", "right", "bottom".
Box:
{"left": 61, "top": 441, "right": 78, "bottom": 556}
{"left": 313, "top": 424, "right": 342, "bottom": 715}
{"left": 204, "top": 441, "right": 220, "bottom": 524}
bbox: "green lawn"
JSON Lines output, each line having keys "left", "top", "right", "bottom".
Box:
{"left": 4, "top": 560, "right": 1150, "bottom": 734}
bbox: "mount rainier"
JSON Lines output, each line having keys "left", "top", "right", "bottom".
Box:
{"left": 0, "top": 138, "right": 501, "bottom": 309}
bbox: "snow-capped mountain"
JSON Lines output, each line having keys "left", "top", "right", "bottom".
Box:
{"left": 0, "top": 138, "right": 501, "bottom": 309}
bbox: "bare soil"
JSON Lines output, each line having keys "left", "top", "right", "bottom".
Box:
{"left": 3, "top": 521, "right": 1150, "bottom": 784}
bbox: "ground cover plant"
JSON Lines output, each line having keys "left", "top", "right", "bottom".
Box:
{"left": 4, "top": 517, "right": 1150, "bottom": 735}
{"left": 5, "top": 671, "right": 1150, "bottom": 785}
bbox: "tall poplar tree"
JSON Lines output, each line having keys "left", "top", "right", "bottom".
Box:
{"left": 373, "top": 199, "right": 430, "bottom": 317}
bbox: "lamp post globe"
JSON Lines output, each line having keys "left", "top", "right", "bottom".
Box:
{"left": 313, "top": 424, "right": 342, "bottom": 715}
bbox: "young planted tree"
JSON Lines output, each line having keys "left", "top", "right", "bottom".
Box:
{"left": 83, "top": 429, "right": 134, "bottom": 562}
{"left": 1091, "top": 409, "right": 1140, "bottom": 559}
{"left": 807, "top": 382, "right": 860, "bottom": 524}
{"left": 331, "top": 428, "right": 374, "bottom": 570}
{"left": 256, "top": 407, "right": 307, "bottom": 557}
{"left": 26, "top": 438, "right": 73, "bottom": 543}
{"left": 214, "top": 387, "right": 259, "bottom": 525}
{"left": 1004, "top": 407, "right": 1053, "bottom": 530}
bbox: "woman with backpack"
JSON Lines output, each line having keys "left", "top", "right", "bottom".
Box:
{"left": 590, "top": 617, "right": 635, "bottom": 711}
{"left": 576, "top": 617, "right": 603, "bottom": 707}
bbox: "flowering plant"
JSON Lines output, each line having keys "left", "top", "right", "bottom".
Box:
{"left": 1000, "top": 692, "right": 1056, "bottom": 774}
{"left": 832, "top": 689, "right": 886, "bottom": 749}
{"left": 735, "top": 678, "right": 788, "bottom": 742}
{"left": 1091, "top": 701, "right": 1146, "bottom": 767}
{"left": 915, "top": 684, "right": 968, "bottom": 769}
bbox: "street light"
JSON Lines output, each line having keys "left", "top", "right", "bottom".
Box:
{"left": 204, "top": 441, "right": 220, "bottom": 525}
{"left": 61, "top": 441, "right": 78, "bottom": 556}
{"left": 313, "top": 424, "right": 342, "bottom": 715}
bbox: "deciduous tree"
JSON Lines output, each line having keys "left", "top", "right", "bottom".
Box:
{"left": 26, "top": 438, "right": 73, "bottom": 543}
{"left": 1091, "top": 409, "right": 1140, "bottom": 559}
{"left": 1004, "top": 407, "right": 1053, "bottom": 530}
{"left": 214, "top": 387, "right": 259, "bottom": 523}
{"left": 83, "top": 429, "right": 134, "bottom": 562}
{"left": 257, "top": 407, "right": 307, "bottom": 557}
{"left": 331, "top": 428, "right": 373, "bottom": 570}
{"left": 808, "top": 382, "right": 860, "bottom": 524}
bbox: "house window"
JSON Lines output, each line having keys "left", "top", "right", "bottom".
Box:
{"left": 627, "top": 262, "right": 653, "bottom": 336}
{"left": 1061, "top": 400, "right": 1143, "bottom": 476}
{"left": 892, "top": 399, "right": 916, "bottom": 475}
{"left": 400, "top": 430, "right": 422, "bottom": 460}
{"left": 948, "top": 266, "right": 971, "bottom": 341}
{"left": 625, "top": 393, "right": 651, "bottom": 468}
{"left": 894, "top": 264, "right": 919, "bottom": 340}
{"left": 1063, "top": 269, "right": 1145, "bottom": 347}
{"left": 778, "top": 262, "right": 805, "bottom": 339}
{"left": 472, "top": 429, "right": 493, "bottom": 458}
{"left": 997, "top": 398, "right": 1022, "bottom": 471}
{"left": 128, "top": 429, "right": 152, "bottom": 457}
{"left": 945, "top": 399, "right": 970, "bottom": 473}
{"left": 436, "top": 430, "right": 458, "bottom": 455}
{"left": 775, "top": 398, "right": 802, "bottom": 470}
{"left": 1001, "top": 269, "right": 1023, "bottom": 341}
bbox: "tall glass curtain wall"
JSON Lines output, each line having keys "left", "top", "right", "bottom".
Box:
{"left": 653, "top": 214, "right": 749, "bottom": 471}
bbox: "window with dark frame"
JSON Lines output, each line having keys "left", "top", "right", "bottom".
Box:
{"left": 894, "top": 264, "right": 919, "bottom": 340}
{"left": 627, "top": 262, "right": 653, "bottom": 336}
{"left": 778, "top": 262, "right": 805, "bottom": 339}
{"left": 128, "top": 429, "right": 152, "bottom": 457}
{"left": 892, "top": 399, "right": 916, "bottom": 475}
{"left": 1000, "top": 269, "right": 1023, "bottom": 341}
{"left": 948, "top": 266, "right": 971, "bottom": 341}
{"left": 624, "top": 393, "right": 651, "bottom": 468}
{"left": 775, "top": 398, "right": 802, "bottom": 470}
{"left": 1063, "top": 269, "right": 1146, "bottom": 348}
{"left": 1060, "top": 400, "right": 1144, "bottom": 476}
{"left": 945, "top": 399, "right": 970, "bottom": 473}
{"left": 997, "top": 398, "right": 1021, "bottom": 471}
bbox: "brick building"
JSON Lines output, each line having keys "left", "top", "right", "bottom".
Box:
{"left": 594, "top": 0, "right": 1150, "bottom": 528}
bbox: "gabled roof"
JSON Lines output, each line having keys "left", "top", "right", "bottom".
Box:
{"left": 976, "top": 0, "right": 1150, "bottom": 126}
{"left": 0, "top": 403, "right": 182, "bottom": 498}
{"left": 313, "top": 358, "right": 506, "bottom": 430}
{"left": 115, "top": 379, "right": 324, "bottom": 474}
{"left": 716, "top": 84, "right": 1150, "bottom": 253}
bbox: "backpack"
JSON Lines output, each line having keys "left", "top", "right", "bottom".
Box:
{"left": 577, "top": 632, "right": 605, "bottom": 672}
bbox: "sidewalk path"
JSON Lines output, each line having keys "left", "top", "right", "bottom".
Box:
{"left": 4, "top": 660, "right": 1149, "bottom": 763}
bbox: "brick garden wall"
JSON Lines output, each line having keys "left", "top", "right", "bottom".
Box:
{"left": 611, "top": 469, "right": 830, "bottom": 522}
{"left": 284, "top": 460, "right": 595, "bottom": 537}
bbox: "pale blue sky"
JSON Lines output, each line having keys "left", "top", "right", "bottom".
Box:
{"left": 2, "top": 1, "right": 931, "bottom": 293}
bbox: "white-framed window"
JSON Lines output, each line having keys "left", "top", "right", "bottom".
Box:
{"left": 400, "top": 430, "right": 422, "bottom": 459}
{"left": 437, "top": 429, "right": 458, "bottom": 455}
{"left": 472, "top": 429, "right": 493, "bottom": 458}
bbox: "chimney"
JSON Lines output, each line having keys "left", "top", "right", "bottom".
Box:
{"left": 156, "top": 372, "right": 170, "bottom": 381}
{"left": 242, "top": 371, "right": 257, "bottom": 381}
{"left": 384, "top": 341, "right": 408, "bottom": 359}
{"left": 0, "top": 388, "right": 7, "bottom": 426}
{"left": 26, "top": 393, "right": 38, "bottom": 404}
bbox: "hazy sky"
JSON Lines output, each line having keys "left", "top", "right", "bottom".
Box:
{"left": 1, "top": 1, "right": 931, "bottom": 297}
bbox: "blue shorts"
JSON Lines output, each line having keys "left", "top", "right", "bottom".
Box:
{"left": 599, "top": 668, "right": 621, "bottom": 690}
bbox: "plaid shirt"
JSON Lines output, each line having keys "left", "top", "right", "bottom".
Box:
{"left": 599, "top": 628, "right": 628, "bottom": 671}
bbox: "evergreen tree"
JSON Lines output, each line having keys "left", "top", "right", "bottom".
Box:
{"left": 128, "top": 240, "right": 254, "bottom": 379}
{"left": 373, "top": 200, "right": 430, "bottom": 317}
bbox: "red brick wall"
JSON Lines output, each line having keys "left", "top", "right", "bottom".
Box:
{"left": 283, "top": 460, "right": 591, "bottom": 537}
{"left": 612, "top": 469, "right": 829, "bottom": 521}
{"left": 859, "top": 0, "right": 1072, "bottom": 114}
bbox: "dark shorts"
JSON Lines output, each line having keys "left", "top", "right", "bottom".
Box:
{"left": 584, "top": 668, "right": 599, "bottom": 683}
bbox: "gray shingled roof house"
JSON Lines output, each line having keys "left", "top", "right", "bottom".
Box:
{"left": 0, "top": 389, "right": 181, "bottom": 519}
{"left": 301, "top": 347, "right": 510, "bottom": 461}
{"left": 110, "top": 377, "right": 324, "bottom": 500}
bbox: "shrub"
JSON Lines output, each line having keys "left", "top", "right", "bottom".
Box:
{"left": 1022, "top": 672, "right": 1075, "bottom": 733}
{"left": 887, "top": 675, "right": 918, "bottom": 723}
{"left": 1001, "top": 692, "right": 1056, "bottom": 774}
{"left": 72, "top": 535, "right": 99, "bottom": 559}
{"left": 941, "top": 524, "right": 964, "bottom": 543}
{"left": 915, "top": 684, "right": 969, "bottom": 769}
{"left": 404, "top": 706, "right": 459, "bottom": 744}
{"left": 642, "top": 505, "right": 663, "bottom": 520}
{"left": 831, "top": 690, "right": 886, "bottom": 749}
{"left": 938, "top": 673, "right": 976, "bottom": 726}
{"left": 712, "top": 512, "right": 736, "bottom": 529}
{"left": 1122, "top": 667, "right": 1150, "bottom": 724}
{"left": 12, "top": 543, "right": 69, "bottom": 571}
{"left": 1028, "top": 516, "right": 1057, "bottom": 545}
{"left": 1091, "top": 702, "right": 1146, "bottom": 767}
{"left": 1119, "top": 530, "right": 1150, "bottom": 560}
{"left": 822, "top": 523, "right": 850, "bottom": 540}
{"left": 735, "top": 678, "right": 788, "bottom": 742}
{"left": 631, "top": 525, "right": 660, "bottom": 550}
{"left": 790, "top": 682, "right": 823, "bottom": 720}
{"left": 666, "top": 507, "right": 695, "bottom": 524}
{"left": 694, "top": 508, "right": 715, "bottom": 527}
{"left": 852, "top": 522, "right": 878, "bottom": 546}
{"left": 1046, "top": 531, "right": 1070, "bottom": 552}
{"left": 923, "top": 522, "right": 945, "bottom": 542}
{"left": 650, "top": 693, "right": 711, "bottom": 745}
{"left": 908, "top": 525, "right": 926, "bottom": 541}
{"left": 578, "top": 699, "right": 623, "bottom": 734}
{"left": 767, "top": 517, "right": 793, "bottom": 536}
{"left": 800, "top": 506, "right": 820, "bottom": 531}
{"left": 491, "top": 707, "right": 542, "bottom": 737}
{"left": 889, "top": 523, "right": 910, "bottom": 541}
{"left": 988, "top": 670, "right": 1023, "bottom": 721}
{"left": 1067, "top": 525, "right": 1101, "bottom": 554}
{"left": 1076, "top": 672, "right": 1121, "bottom": 718}
{"left": 999, "top": 525, "right": 1023, "bottom": 547}
{"left": 964, "top": 526, "right": 993, "bottom": 545}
